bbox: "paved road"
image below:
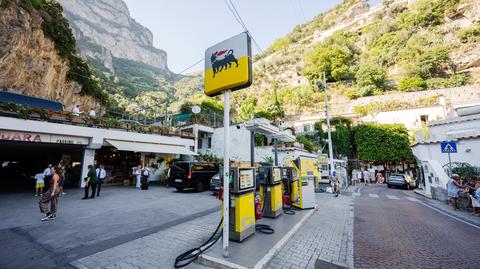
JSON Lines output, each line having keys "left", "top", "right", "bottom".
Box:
{"left": 354, "top": 185, "right": 480, "bottom": 269}
{"left": 0, "top": 186, "right": 217, "bottom": 269}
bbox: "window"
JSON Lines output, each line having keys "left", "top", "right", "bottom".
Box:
{"left": 208, "top": 137, "right": 212, "bottom": 149}
{"left": 303, "top": 124, "right": 312, "bottom": 132}
{"left": 420, "top": 115, "right": 428, "bottom": 124}
{"left": 197, "top": 137, "right": 202, "bottom": 149}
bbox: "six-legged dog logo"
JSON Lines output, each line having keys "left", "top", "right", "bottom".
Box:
{"left": 210, "top": 49, "right": 239, "bottom": 78}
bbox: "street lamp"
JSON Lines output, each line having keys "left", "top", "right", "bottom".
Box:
{"left": 316, "top": 72, "right": 334, "bottom": 178}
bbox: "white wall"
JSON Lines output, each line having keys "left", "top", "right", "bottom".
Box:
{"left": 413, "top": 139, "right": 480, "bottom": 168}
{"left": 361, "top": 106, "right": 445, "bottom": 130}
{"left": 207, "top": 125, "right": 318, "bottom": 164}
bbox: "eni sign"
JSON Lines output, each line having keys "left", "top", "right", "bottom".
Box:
{"left": 204, "top": 32, "right": 252, "bottom": 97}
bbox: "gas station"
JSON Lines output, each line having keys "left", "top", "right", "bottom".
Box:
{"left": 174, "top": 32, "right": 322, "bottom": 269}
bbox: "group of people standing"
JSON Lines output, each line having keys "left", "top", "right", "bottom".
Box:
{"left": 133, "top": 165, "right": 150, "bottom": 190}
{"left": 351, "top": 167, "right": 379, "bottom": 186}
{"left": 82, "top": 164, "right": 107, "bottom": 199}
{"left": 447, "top": 174, "right": 480, "bottom": 216}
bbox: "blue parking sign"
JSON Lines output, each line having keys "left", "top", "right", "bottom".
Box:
{"left": 441, "top": 141, "right": 457, "bottom": 153}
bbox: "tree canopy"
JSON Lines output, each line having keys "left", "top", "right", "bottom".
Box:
{"left": 354, "top": 123, "right": 414, "bottom": 164}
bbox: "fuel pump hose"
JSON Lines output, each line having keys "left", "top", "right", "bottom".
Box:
{"left": 255, "top": 185, "right": 275, "bottom": 234}
{"left": 174, "top": 217, "right": 223, "bottom": 268}
{"left": 283, "top": 178, "right": 296, "bottom": 215}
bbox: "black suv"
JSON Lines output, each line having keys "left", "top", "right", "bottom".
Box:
{"left": 168, "top": 161, "right": 219, "bottom": 192}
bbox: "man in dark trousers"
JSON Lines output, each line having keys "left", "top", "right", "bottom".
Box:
{"left": 96, "top": 164, "right": 106, "bottom": 196}
{"left": 82, "top": 165, "right": 98, "bottom": 199}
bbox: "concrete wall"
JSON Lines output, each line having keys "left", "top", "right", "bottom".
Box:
{"left": 361, "top": 106, "right": 445, "bottom": 130}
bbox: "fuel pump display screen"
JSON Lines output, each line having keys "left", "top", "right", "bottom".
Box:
{"left": 239, "top": 169, "right": 254, "bottom": 190}
{"left": 272, "top": 167, "right": 281, "bottom": 183}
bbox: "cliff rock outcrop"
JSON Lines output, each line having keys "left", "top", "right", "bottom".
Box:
{"left": 0, "top": 1, "right": 99, "bottom": 111}
{"left": 59, "top": 0, "right": 169, "bottom": 73}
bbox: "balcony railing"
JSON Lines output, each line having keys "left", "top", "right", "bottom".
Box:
{"left": 0, "top": 102, "right": 194, "bottom": 139}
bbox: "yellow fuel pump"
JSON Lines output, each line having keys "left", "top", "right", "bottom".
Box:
{"left": 228, "top": 167, "right": 256, "bottom": 242}
{"left": 287, "top": 159, "right": 316, "bottom": 209}
{"left": 258, "top": 166, "right": 283, "bottom": 218}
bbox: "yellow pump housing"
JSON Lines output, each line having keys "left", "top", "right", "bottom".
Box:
{"left": 227, "top": 167, "right": 256, "bottom": 242}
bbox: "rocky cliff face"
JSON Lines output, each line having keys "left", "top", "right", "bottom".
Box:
{"left": 59, "top": 0, "right": 169, "bottom": 73}
{"left": 0, "top": 1, "right": 99, "bottom": 111}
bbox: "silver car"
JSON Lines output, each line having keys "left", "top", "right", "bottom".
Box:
{"left": 387, "top": 173, "right": 416, "bottom": 190}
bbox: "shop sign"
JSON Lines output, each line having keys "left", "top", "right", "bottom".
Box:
{"left": 0, "top": 130, "right": 89, "bottom": 145}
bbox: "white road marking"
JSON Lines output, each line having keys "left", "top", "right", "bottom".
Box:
{"left": 369, "top": 194, "right": 379, "bottom": 198}
{"left": 405, "top": 197, "right": 420, "bottom": 202}
{"left": 386, "top": 195, "right": 399, "bottom": 200}
{"left": 352, "top": 193, "right": 361, "bottom": 197}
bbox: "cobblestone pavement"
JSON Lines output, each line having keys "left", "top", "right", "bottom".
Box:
{"left": 354, "top": 185, "right": 480, "bottom": 269}
{"left": 71, "top": 212, "right": 220, "bottom": 269}
{"left": 266, "top": 193, "right": 354, "bottom": 269}
{"left": 0, "top": 186, "right": 217, "bottom": 269}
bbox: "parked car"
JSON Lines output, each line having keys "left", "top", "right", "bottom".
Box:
{"left": 387, "top": 173, "right": 416, "bottom": 189}
{"left": 168, "top": 161, "right": 219, "bottom": 192}
{"left": 210, "top": 173, "right": 222, "bottom": 194}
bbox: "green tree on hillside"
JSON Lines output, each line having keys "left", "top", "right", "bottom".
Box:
{"left": 303, "top": 46, "right": 353, "bottom": 82}
{"left": 354, "top": 123, "right": 414, "bottom": 164}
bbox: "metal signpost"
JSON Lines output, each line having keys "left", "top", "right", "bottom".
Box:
{"left": 317, "top": 72, "right": 334, "bottom": 177}
{"left": 204, "top": 32, "right": 252, "bottom": 258}
{"left": 441, "top": 141, "right": 457, "bottom": 178}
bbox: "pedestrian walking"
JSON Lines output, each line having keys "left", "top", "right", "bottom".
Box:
{"left": 43, "top": 164, "right": 53, "bottom": 190}
{"left": 447, "top": 174, "right": 462, "bottom": 210}
{"left": 141, "top": 166, "right": 150, "bottom": 190}
{"left": 34, "top": 172, "right": 45, "bottom": 196}
{"left": 474, "top": 184, "right": 480, "bottom": 217}
{"left": 39, "top": 166, "right": 61, "bottom": 221}
{"left": 57, "top": 162, "right": 66, "bottom": 196}
{"left": 133, "top": 165, "right": 142, "bottom": 189}
{"left": 356, "top": 170, "right": 362, "bottom": 185}
{"left": 82, "top": 165, "right": 98, "bottom": 199}
{"left": 351, "top": 169, "right": 358, "bottom": 186}
{"left": 467, "top": 177, "right": 480, "bottom": 216}
{"left": 96, "top": 165, "right": 106, "bottom": 196}
{"left": 363, "top": 169, "right": 370, "bottom": 185}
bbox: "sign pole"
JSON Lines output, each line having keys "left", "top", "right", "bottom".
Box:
{"left": 222, "top": 90, "right": 231, "bottom": 258}
{"left": 448, "top": 151, "right": 452, "bottom": 178}
{"left": 323, "top": 72, "right": 334, "bottom": 177}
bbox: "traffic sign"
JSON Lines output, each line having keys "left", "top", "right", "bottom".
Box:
{"left": 441, "top": 141, "right": 457, "bottom": 153}
{"left": 204, "top": 32, "right": 252, "bottom": 97}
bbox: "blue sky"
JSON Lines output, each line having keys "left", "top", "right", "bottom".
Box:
{"left": 123, "top": 0, "right": 381, "bottom": 73}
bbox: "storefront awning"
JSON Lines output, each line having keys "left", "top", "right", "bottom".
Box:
{"left": 106, "top": 139, "right": 196, "bottom": 155}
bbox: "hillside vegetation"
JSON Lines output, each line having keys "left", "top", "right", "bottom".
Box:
{"left": 214, "top": 0, "right": 480, "bottom": 122}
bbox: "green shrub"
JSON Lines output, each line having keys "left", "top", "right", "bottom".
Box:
{"left": 426, "top": 74, "right": 469, "bottom": 89}
{"left": 457, "top": 24, "right": 480, "bottom": 43}
{"left": 398, "top": 77, "right": 428, "bottom": 91}
{"left": 355, "top": 61, "right": 387, "bottom": 89}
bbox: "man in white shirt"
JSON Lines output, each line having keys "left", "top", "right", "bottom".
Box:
{"left": 88, "top": 108, "right": 96, "bottom": 117}
{"left": 43, "top": 164, "right": 53, "bottom": 189}
{"left": 72, "top": 105, "right": 81, "bottom": 116}
{"left": 95, "top": 165, "right": 107, "bottom": 197}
